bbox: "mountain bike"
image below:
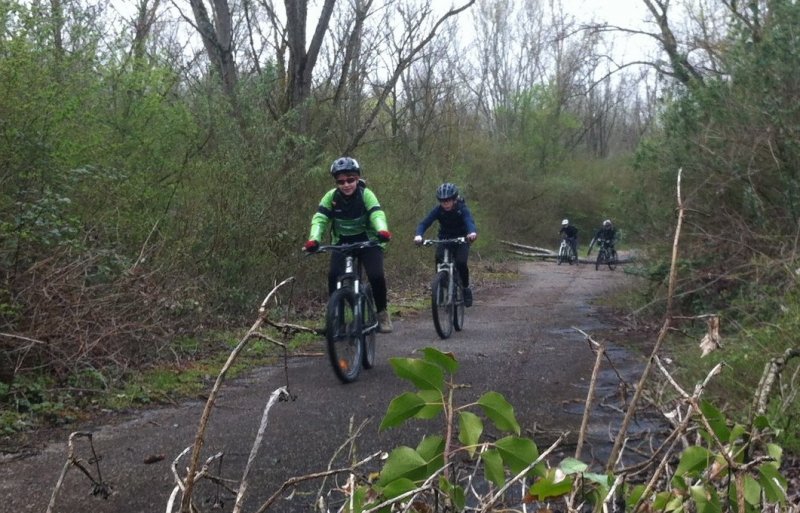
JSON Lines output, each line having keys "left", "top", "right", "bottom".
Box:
{"left": 314, "top": 241, "right": 379, "bottom": 383}
{"left": 557, "top": 236, "right": 577, "bottom": 265}
{"left": 421, "top": 238, "right": 467, "bottom": 339}
{"left": 590, "top": 239, "right": 617, "bottom": 271}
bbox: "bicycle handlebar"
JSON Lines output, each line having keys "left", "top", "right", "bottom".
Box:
{"left": 315, "top": 240, "right": 380, "bottom": 255}
{"left": 421, "top": 237, "right": 467, "bottom": 246}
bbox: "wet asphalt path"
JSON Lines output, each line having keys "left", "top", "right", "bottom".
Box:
{"left": 0, "top": 260, "right": 646, "bottom": 513}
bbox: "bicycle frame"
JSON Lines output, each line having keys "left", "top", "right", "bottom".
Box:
{"left": 424, "top": 237, "right": 465, "bottom": 299}
{"left": 422, "top": 237, "right": 466, "bottom": 338}
{"left": 322, "top": 243, "right": 378, "bottom": 334}
{"left": 314, "top": 241, "right": 379, "bottom": 382}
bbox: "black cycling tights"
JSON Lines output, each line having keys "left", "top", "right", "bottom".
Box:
{"left": 328, "top": 246, "right": 388, "bottom": 312}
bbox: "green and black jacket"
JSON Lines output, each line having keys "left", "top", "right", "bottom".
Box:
{"left": 308, "top": 181, "right": 389, "bottom": 245}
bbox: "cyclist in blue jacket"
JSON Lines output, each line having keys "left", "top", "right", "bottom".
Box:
{"left": 413, "top": 183, "right": 478, "bottom": 307}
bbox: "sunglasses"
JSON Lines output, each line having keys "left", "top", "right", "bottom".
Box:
{"left": 336, "top": 176, "right": 358, "bottom": 185}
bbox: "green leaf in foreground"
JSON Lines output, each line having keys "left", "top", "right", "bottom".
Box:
{"left": 458, "top": 411, "right": 483, "bottom": 456}
{"left": 675, "top": 446, "right": 712, "bottom": 478}
{"left": 495, "top": 436, "right": 540, "bottom": 476}
{"left": 377, "top": 446, "right": 429, "bottom": 486}
{"left": 380, "top": 392, "right": 425, "bottom": 430}
{"left": 477, "top": 391, "right": 520, "bottom": 434}
{"left": 414, "top": 388, "right": 444, "bottom": 419}
{"left": 421, "top": 346, "right": 459, "bottom": 374}
{"left": 482, "top": 449, "right": 505, "bottom": 487}
{"left": 389, "top": 357, "right": 444, "bottom": 392}
{"left": 380, "top": 477, "right": 417, "bottom": 500}
{"left": 527, "top": 467, "right": 573, "bottom": 501}
{"left": 758, "top": 463, "right": 787, "bottom": 503}
{"left": 416, "top": 435, "right": 445, "bottom": 475}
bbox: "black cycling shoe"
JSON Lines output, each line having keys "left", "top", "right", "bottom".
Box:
{"left": 463, "top": 287, "right": 473, "bottom": 307}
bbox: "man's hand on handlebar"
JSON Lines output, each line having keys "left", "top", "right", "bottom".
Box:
{"left": 303, "top": 240, "right": 319, "bottom": 253}
{"left": 414, "top": 235, "right": 423, "bottom": 245}
{"left": 467, "top": 232, "right": 477, "bottom": 242}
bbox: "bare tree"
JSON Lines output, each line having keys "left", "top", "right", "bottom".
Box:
{"left": 131, "top": 0, "right": 162, "bottom": 63}
{"left": 175, "top": 0, "right": 242, "bottom": 121}
{"left": 284, "top": 0, "right": 336, "bottom": 130}
{"left": 339, "top": 0, "right": 477, "bottom": 154}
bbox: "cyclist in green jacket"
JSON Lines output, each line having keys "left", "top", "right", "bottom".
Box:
{"left": 303, "top": 157, "right": 394, "bottom": 333}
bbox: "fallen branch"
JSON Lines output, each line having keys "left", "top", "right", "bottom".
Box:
{"left": 500, "top": 240, "right": 554, "bottom": 254}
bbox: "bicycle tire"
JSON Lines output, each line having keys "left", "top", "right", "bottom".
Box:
{"left": 325, "top": 287, "right": 362, "bottom": 383}
{"left": 568, "top": 246, "right": 576, "bottom": 265}
{"left": 453, "top": 275, "right": 465, "bottom": 332}
{"left": 608, "top": 249, "right": 618, "bottom": 271}
{"left": 595, "top": 248, "right": 604, "bottom": 271}
{"left": 431, "top": 271, "right": 453, "bottom": 339}
{"left": 557, "top": 244, "right": 565, "bottom": 265}
{"left": 361, "top": 284, "right": 377, "bottom": 370}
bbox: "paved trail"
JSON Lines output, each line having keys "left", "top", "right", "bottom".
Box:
{"left": 0, "top": 260, "right": 645, "bottom": 513}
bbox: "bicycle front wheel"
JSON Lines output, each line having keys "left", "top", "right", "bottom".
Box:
{"left": 453, "top": 277, "right": 465, "bottom": 332}
{"left": 595, "top": 249, "right": 604, "bottom": 271}
{"left": 326, "top": 287, "right": 363, "bottom": 383}
{"left": 557, "top": 244, "right": 565, "bottom": 265}
{"left": 431, "top": 271, "right": 453, "bottom": 339}
{"left": 608, "top": 249, "right": 618, "bottom": 271}
{"left": 360, "top": 284, "right": 377, "bottom": 370}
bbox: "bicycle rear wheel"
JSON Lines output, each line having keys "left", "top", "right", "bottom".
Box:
{"left": 608, "top": 249, "right": 618, "bottom": 270}
{"left": 431, "top": 271, "right": 453, "bottom": 339}
{"left": 361, "top": 284, "right": 377, "bottom": 369}
{"left": 453, "top": 276, "right": 465, "bottom": 332}
{"left": 326, "top": 287, "right": 362, "bottom": 383}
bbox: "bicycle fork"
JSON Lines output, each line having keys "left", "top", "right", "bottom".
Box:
{"left": 338, "top": 256, "right": 377, "bottom": 335}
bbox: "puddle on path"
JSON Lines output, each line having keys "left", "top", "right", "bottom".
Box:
{"left": 558, "top": 340, "right": 668, "bottom": 469}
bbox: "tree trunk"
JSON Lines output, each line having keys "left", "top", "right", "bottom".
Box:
{"left": 284, "top": 0, "right": 336, "bottom": 132}
{"left": 188, "top": 0, "right": 242, "bottom": 123}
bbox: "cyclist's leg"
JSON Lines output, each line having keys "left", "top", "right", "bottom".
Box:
{"left": 454, "top": 243, "right": 472, "bottom": 306}
{"left": 328, "top": 252, "right": 346, "bottom": 295}
{"left": 454, "top": 244, "right": 470, "bottom": 287}
{"left": 361, "top": 246, "right": 391, "bottom": 332}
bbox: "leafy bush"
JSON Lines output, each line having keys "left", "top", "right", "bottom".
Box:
{"left": 320, "top": 347, "right": 792, "bottom": 512}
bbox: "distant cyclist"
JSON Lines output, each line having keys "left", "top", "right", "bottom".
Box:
{"left": 558, "top": 219, "right": 578, "bottom": 258}
{"left": 588, "top": 219, "right": 617, "bottom": 256}
{"left": 413, "top": 183, "right": 478, "bottom": 307}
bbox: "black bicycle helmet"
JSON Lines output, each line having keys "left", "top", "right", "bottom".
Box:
{"left": 436, "top": 182, "right": 459, "bottom": 200}
{"left": 330, "top": 157, "right": 361, "bottom": 176}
